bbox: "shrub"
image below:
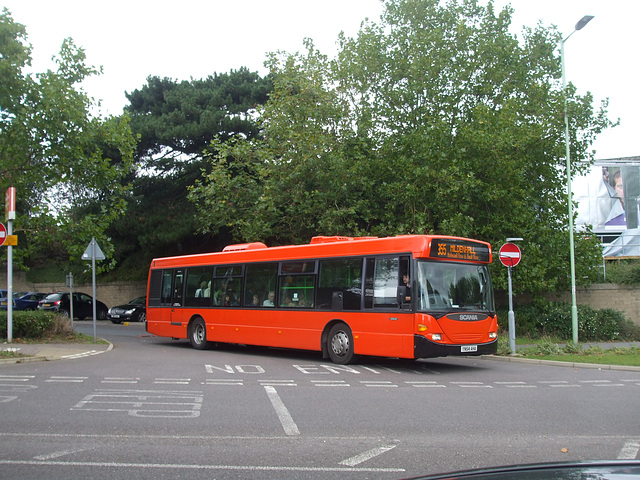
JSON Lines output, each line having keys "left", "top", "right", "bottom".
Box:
{"left": 534, "top": 339, "right": 563, "bottom": 356}
{"left": 605, "top": 260, "right": 640, "bottom": 286}
{"left": 499, "top": 300, "right": 639, "bottom": 341}
{"left": 0, "top": 311, "right": 62, "bottom": 339}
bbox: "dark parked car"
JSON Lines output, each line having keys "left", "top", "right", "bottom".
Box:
{"left": 108, "top": 296, "right": 146, "bottom": 324}
{"left": 1, "top": 291, "right": 48, "bottom": 311}
{"left": 37, "top": 292, "right": 108, "bottom": 320}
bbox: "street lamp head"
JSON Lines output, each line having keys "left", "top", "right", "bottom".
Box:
{"left": 575, "top": 15, "right": 594, "bottom": 31}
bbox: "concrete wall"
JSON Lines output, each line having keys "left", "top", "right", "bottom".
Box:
{"left": 3, "top": 271, "right": 146, "bottom": 308}
{"left": 498, "top": 284, "right": 640, "bottom": 326}
{"left": 3, "top": 272, "right": 639, "bottom": 325}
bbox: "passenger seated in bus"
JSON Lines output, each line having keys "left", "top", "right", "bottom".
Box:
{"left": 224, "top": 291, "right": 239, "bottom": 306}
{"left": 251, "top": 294, "right": 261, "bottom": 306}
{"left": 195, "top": 281, "right": 208, "bottom": 298}
{"left": 214, "top": 280, "right": 229, "bottom": 305}
{"left": 281, "top": 293, "right": 295, "bottom": 307}
{"left": 263, "top": 291, "right": 275, "bottom": 306}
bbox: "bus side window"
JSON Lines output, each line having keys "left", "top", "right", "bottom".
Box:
{"left": 148, "top": 270, "right": 164, "bottom": 307}
{"left": 318, "top": 258, "right": 363, "bottom": 310}
{"left": 160, "top": 270, "right": 173, "bottom": 305}
{"left": 245, "top": 263, "right": 278, "bottom": 307}
{"left": 184, "top": 267, "right": 214, "bottom": 307}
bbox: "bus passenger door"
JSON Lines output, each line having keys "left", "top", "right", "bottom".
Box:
{"left": 363, "top": 256, "right": 414, "bottom": 357}
{"left": 169, "top": 269, "right": 185, "bottom": 335}
{"left": 152, "top": 269, "right": 186, "bottom": 338}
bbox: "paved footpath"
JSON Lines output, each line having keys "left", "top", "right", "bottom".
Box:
{"left": 0, "top": 341, "right": 112, "bottom": 364}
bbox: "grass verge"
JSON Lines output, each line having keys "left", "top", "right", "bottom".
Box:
{"left": 498, "top": 335, "right": 640, "bottom": 366}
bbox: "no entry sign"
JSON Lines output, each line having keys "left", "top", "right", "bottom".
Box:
{"left": 0, "top": 222, "right": 6, "bottom": 247}
{"left": 499, "top": 243, "right": 521, "bottom": 267}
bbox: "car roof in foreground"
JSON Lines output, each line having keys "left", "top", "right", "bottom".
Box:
{"left": 403, "top": 461, "right": 640, "bottom": 480}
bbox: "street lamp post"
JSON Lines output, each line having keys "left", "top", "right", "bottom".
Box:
{"left": 561, "top": 15, "right": 594, "bottom": 345}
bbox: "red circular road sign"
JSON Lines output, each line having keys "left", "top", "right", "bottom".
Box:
{"left": 499, "top": 243, "right": 521, "bottom": 267}
{"left": 0, "top": 222, "right": 6, "bottom": 247}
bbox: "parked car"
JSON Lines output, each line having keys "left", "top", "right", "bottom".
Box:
{"left": 1, "top": 291, "right": 48, "bottom": 311}
{"left": 108, "top": 296, "right": 146, "bottom": 324}
{"left": 37, "top": 292, "right": 108, "bottom": 320}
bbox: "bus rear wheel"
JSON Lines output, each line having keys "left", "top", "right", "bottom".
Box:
{"left": 327, "top": 323, "right": 354, "bottom": 365}
{"left": 189, "top": 317, "right": 209, "bottom": 350}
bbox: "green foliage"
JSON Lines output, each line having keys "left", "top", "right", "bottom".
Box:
{"left": 0, "top": 311, "right": 56, "bottom": 339}
{"left": 497, "top": 300, "right": 640, "bottom": 341}
{"left": 604, "top": 260, "right": 640, "bottom": 286}
{"left": 108, "top": 70, "right": 272, "bottom": 269}
{"left": 125, "top": 69, "right": 272, "bottom": 163}
{"left": 0, "top": 10, "right": 136, "bottom": 275}
{"left": 189, "top": 0, "right": 612, "bottom": 294}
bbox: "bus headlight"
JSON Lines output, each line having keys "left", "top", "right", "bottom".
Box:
{"left": 489, "top": 332, "right": 497, "bottom": 339}
{"left": 430, "top": 333, "right": 442, "bottom": 341}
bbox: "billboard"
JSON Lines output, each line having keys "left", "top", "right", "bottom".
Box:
{"left": 574, "top": 159, "right": 640, "bottom": 233}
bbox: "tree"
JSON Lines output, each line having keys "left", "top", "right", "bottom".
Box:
{"left": 106, "top": 70, "right": 272, "bottom": 272}
{"left": 0, "top": 9, "right": 136, "bottom": 274}
{"left": 189, "top": 0, "right": 613, "bottom": 294}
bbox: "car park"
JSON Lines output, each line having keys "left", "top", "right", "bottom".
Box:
{"left": 1, "top": 291, "right": 48, "bottom": 311}
{"left": 108, "top": 296, "right": 146, "bottom": 324}
{"left": 37, "top": 292, "right": 108, "bottom": 320}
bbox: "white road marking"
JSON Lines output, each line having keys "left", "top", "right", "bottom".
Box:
{"left": 62, "top": 350, "right": 102, "bottom": 359}
{"left": 71, "top": 389, "right": 203, "bottom": 418}
{"left": 259, "top": 380, "right": 297, "bottom": 387}
{"left": 0, "top": 375, "right": 34, "bottom": 381}
{"left": 34, "top": 448, "right": 90, "bottom": 460}
{"left": 311, "top": 380, "right": 350, "bottom": 387}
{"left": 102, "top": 378, "right": 139, "bottom": 384}
{"left": 405, "top": 381, "right": 445, "bottom": 388}
{"left": 360, "top": 381, "right": 398, "bottom": 387}
{"left": 263, "top": 386, "right": 300, "bottom": 436}
{"left": 46, "top": 377, "right": 87, "bottom": 383}
{"left": 619, "top": 439, "right": 640, "bottom": 459}
{"left": 154, "top": 378, "right": 191, "bottom": 385}
{"left": 340, "top": 444, "right": 398, "bottom": 466}
{"left": 0, "top": 459, "right": 404, "bottom": 473}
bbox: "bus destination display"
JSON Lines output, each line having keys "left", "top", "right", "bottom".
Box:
{"left": 430, "top": 239, "right": 490, "bottom": 263}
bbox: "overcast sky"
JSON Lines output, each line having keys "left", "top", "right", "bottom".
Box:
{"left": 3, "top": 0, "right": 637, "bottom": 160}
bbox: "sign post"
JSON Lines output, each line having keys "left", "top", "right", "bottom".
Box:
{"left": 66, "top": 272, "right": 74, "bottom": 330}
{"left": 499, "top": 241, "right": 522, "bottom": 355}
{"left": 82, "top": 238, "right": 105, "bottom": 343}
{"left": 4, "top": 187, "right": 16, "bottom": 343}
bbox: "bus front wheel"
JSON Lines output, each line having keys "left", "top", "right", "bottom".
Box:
{"left": 327, "top": 323, "right": 354, "bottom": 365}
{"left": 189, "top": 318, "right": 209, "bottom": 350}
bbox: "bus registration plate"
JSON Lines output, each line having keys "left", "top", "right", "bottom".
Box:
{"left": 461, "top": 345, "right": 477, "bottom": 353}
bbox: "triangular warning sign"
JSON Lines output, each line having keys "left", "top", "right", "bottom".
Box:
{"left": 82, "top": 239, "right": 106, "bottom": 260}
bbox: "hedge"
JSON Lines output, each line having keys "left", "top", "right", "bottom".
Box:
{"left": 0, "top": 311, "right": 59, "bottom": 339}
{"left": 497, "top": 300, "right": 640, "bottom": 341}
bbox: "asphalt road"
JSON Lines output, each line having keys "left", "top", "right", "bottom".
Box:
{"left": 0, "top": 321, "right": 638, "bottom": 479}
